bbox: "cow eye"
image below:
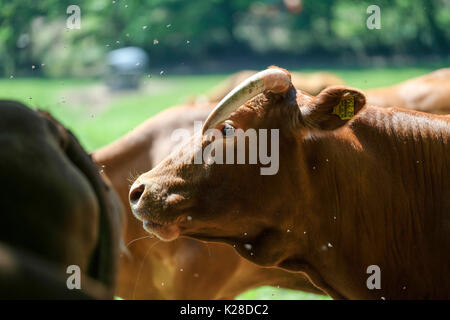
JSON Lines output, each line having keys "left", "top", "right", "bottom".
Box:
{"left": 221, "top": 123, "right": 235, "bottom": 137}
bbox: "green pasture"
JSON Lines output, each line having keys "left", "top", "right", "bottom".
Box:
{"left": 0, "top": 66, "right": 442, "bottom": 299}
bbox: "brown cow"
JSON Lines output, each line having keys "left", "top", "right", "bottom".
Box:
{"left": 365, "top": 68, "right": 450, "bottom": 114}
{"left": 93, "top": 103, "right": 323, "bottom": 299}
{"left": 129, "top": 67, "right": 450, "bottom": 299}
{"left": 0, "top": 100, "right": 122, "bottom": 299}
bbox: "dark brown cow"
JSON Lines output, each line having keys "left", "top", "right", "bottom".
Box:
{"left": 93, "top": 103, "right": 322, "bottom": 299}
{"left": 365, "top": 68, "right": 450, "bottom": 114}
{"left": 129, "top": 67, "right": 450, "bottom": 299}
{"left": 0, "top": 101, "right": 122, "bottom": 299}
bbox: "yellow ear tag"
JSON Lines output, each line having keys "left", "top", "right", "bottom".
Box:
{"left": 332, "top": 96, "right": 355, "bottom": 120}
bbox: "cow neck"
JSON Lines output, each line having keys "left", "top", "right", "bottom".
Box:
{"left": 290, "top": 126, "right": 376, "bottom": 299}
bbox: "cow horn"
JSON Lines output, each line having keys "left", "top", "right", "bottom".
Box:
{"left": 202, "top": 68, "right": 292, "bottom": 133}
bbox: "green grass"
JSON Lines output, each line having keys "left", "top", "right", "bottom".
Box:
{"left": 236, "top": 286, "right": 330, "bottom": 300}
{"left": 0, "top": 66, "right": 440, "bottom": 299}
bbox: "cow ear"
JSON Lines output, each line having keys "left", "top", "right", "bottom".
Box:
{"left": 299, "top": 86, "right": 366, "bottom": 130}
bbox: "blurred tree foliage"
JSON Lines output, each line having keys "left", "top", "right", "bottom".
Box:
{"left": 0, "top": 0, "right": 448, "bottom": 77}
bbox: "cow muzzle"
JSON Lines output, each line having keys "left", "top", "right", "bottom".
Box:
{"left": 129, "top": 180, "right": 188, "bottom": 241}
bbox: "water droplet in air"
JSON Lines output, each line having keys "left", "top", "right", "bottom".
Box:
{"left": 187, "top": 216, "right": 192, "bottom": 221}
{"left": 327, "top": 242, "right": 333, "bottom": 248}
{"left": 153, "top": 39, "right": 159, "bottom": 45}
{"left": 244, "top": 243, "right": 252, "bottom": 250}
{"left": 180, "top": 268, "right": 183, "bottom": 272}
{"left": 244, "top": 232, "right": 247, "bottom": 236}
{"left": 194, "top": 273, "right": 199, "bottom": 278}
{"left": 186, "top": 40, "right": 190, "bottom": 44}
{"left": 31, "top": 65, "right": 36, "bottom": 69}
{"left": 9, "top": 75, "right": 14, "bottom": 79}
{"left": 161, "top": 282, "right": 165, "bottom": 286}
{"left": 381, "top": 297, "right": 385, "bottom": 300}
{"left": 166, "top": 24, "right": 171, "bottom": 28}
{"left": 160, "top": 70, "right": 164, "bottom": 75}
{"left": 287, "top": 229, "right": 291, "bottom": 233}
{"left": 142, "top": 26, "right": 147, "bottom": 30}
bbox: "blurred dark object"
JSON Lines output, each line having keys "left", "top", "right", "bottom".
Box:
{"left": 0, "top": 243, "right": 109, "bottom": 299}
{"left": 106, "top": 47, "right": 148, "bottom": 91}
{"left": 0, "top": 101, "right": 123, "bottom": 299}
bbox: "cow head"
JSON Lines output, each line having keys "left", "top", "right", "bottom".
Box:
{"left": 129, "top": 67, "right": 365, "bottom": 266}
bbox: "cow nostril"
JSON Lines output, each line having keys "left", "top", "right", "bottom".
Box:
{"left": 129, "top": 184, "right": 145, "bottom": 204}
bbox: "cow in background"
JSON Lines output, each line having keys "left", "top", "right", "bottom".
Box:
{"left": 365, "top": 68, "right": 450, "bottom": 114}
